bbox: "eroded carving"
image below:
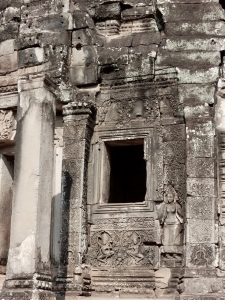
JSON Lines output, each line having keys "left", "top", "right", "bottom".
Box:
{"left": 190, "top": 244, "right": 214, "bottom": 267}
{"left": 0, "top": 110, "right": 13, "bottom": 140}
{"left": 159, "top": 185, "right": 183, "bottom": 255}
{"left": 88, "top": 217, "right": 157, "bottom": 269}
{"left": 88, "top": 229, "right": 156, "bottom": 268}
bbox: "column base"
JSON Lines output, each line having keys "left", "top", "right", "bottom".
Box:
{"left": 176, "top": 295, "right": 225, "bottom": 300}
{"left": 175, "top": 275, "right": 225, "bottom": 300}
{"left": 0, "top": 274, "right": 56, "bottom": 300}
{"left": 0, "top": 289, "right": 56, "bottom": 300}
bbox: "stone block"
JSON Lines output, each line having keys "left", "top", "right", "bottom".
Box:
{"left": 71, "top": 46, "right": 97, "bottom": 67}
{"left": 187, "top": 121, "right": 215, "bottom": 157}
{"left": 219, "top": 247, "right": 225, "bottom": 270}
{"left": 162, "top": 124, "right": 185, "bottom": 141}
{"left": 187, "top": 157, "right": 214, "bottom": 178}
{"left": 179, "top": 83, "right": 215, "bottom": 106}
{"left": 187, "top": 135, "right": 214, "bottom": 158}
{"left": 40, "top": 31, "right": 71, "bottom": 46}
{"left": 0, "top": 73, "right": 18, "bottom": 91}
{"left": 185, "top": 243, "right": 215, "bottom": 269}
{"left": 132, "top": 32, "right": 161, "bottom": 46}
{"left": 187, "top": 219, "right": 214, "bottom": 243}
{"left": 186, "top": 197, "right": 214, "bottom": 219}
{"left": 64, "top": 140, "right": 87, "bottom": 160}
{"left": 163, "top": 141, "right": 186, "bottom": 164}
{"left": 181, "top": 277, "right": 223, "bottom": 295}
{"left": 69, "top": 65, "right": 98, "bottom": 85}
{"left": 165, "top": 20, "right": 225, "bottom": 37}
{"left": 0, "top": 93, "right": 18, "bottom": 109}
{"left": 73, "top": 10, "right": 94, "bottom": 29}
{"left": 164, "top": 36, "right": 225, "bottom": 52}
{"left": 95, "top": 2, "right": 121, "bottom": 20}
{"left": 15, "top": 34, "right": 40, "bottom": 51}
{"left": 122, "top": 6, "right": 154, "bottom": 21}
{"left": 72, "top": 29, "right": 95, "bottom": 47}
{"left": 41, "top": 13, "right": 73, "bottom": 31}
{"left": 0, "top": 23, "right": 19, "bottom": 44}
{"left": 21, "top": 13, "right": 72, "bottom": 33}
{"left": 0, "top": 39, "right": 15, "bottom": 56}
{"left": 126, "top": 53, "right": 154, "bottom": 78}
{"left": 21, "top": 0, "right": 50, "bottom": 19}
{"left": 187, "top": 178, "right": 215, "bottom": 197}
{"left": 163, "top": 163, "right": 186, "bottom": 187}
{"left": 219, "top": 226, "right": 225, "bottom": 247}
{"left": 98, "top": 46, "right": 128, "bottom": 65}
{"left": 158, "top": 3, "right": 224, "bottom": 22}
{"left": 18, "top": 47, "right": 44, "bottom": 68}
{"left": 184, "top": 105, "right": 212, "bottom": 120}
{"left": 106, "top": 35, "right": 133, "bottom": 48}
{"left": 0, "top": 52, "right": 18, "bottom": 74}
{"left": 157, "top": 51, "right": 220, "bottom": 69}
{"left": 216, "top": 86, "right": 225, "bottom": 131}
{"left": 176, "top": 67, "right": 219, "bottom": 84}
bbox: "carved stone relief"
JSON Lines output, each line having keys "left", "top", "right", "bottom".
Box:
{"left": 189, "top": 244, "right": 214, "bottom": 268}
{"left": 0, "top": 110, "right": 14, "bottom": 140}
{"left": 159, "top": 185, "right": 183, "bottom": 256}
{"left": 87, "top": 217, "right": 158, "bottom": 269}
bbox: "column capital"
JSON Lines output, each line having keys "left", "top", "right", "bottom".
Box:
{"left": 63, "top": 101, "right": 96, "bottom": 122}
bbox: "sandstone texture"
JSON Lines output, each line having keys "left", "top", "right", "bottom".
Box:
{"left": 0, "top": 0, "right": 225, "bottom": 299}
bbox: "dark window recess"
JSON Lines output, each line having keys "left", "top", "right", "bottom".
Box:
{"left": 108, "top": 143, "right": 146, "bottom": 203}
{"left": 220, "top": 0, "right": 225, "bottom": 9}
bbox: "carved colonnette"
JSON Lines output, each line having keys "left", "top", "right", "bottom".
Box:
{"left": 55, "top": 101, "right": 96, "bottom": 298}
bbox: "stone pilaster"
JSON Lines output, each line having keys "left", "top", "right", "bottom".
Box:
{"left": 56, "top": 101, "right": 96, "bottom": 298}
{"left": 0, "top": 154, "right": 13, "bottom": 288}
{"left": 177, "top": 85, "right": 222, "bottom": 299}
{"left": 1, "top": 75, "right": 56, "bottom": 300}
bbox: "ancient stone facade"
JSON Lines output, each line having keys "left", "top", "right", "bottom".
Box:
{"left": 0, "top": 0, "right": 225, "bottom": 299}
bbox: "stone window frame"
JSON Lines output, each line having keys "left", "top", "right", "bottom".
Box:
{"left": 92, "top": 127, "right": 155, "bottom": 214}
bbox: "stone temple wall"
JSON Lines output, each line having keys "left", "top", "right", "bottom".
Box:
{"left": 0, "top": 0, "right": 225, "bottom": 299}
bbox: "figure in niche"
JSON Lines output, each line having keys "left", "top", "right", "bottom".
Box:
{"left": 97, "top": 231, "right": 115, "bottom": 263}
{"left": 127, "top": 232, "right": 144, "bottom": 263}
{"left": 159, "top": 185, "right": 183, "bottom": 258}
{"left": 191, "top": 249, "right": 207, "bottom": 266}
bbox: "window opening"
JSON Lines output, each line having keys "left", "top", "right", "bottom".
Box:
{"left": 107, "top": 139, "right": 146, "bottom": 203}
{"left": 220, "top": 0, "right": 225, "bottom": 9}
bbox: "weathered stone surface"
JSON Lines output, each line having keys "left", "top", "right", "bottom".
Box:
{"left": 69, "top": 65, "right": 98, "bottom": 85}
{"left": 185, "top": 243, "right": 215, "bottom": 269}
{"left": 187, "top": 157, "right": 214, "bottom": 178}
{"left": 0, "top": 93, "right": 18, "bottom": 109}
{"left": 187, "top": 178, "right": 215, "bottom": 197}
{"left": 186, "top": 197, "right": 214, "bottom": 219}
{"left": 0, "top": 40, "right": 15, "bottom": 56}
{"left": 4, "top": 76, "right": 55, "bottom": 300}
{"left": 0, "top": 0, "right": 224, "bottom": 299}
{"left": 0, "top": 52, "right": 18, "bottom": 74}
{"left": 18, "top": 47, "right": 44, "bottom": 68}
